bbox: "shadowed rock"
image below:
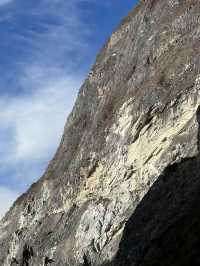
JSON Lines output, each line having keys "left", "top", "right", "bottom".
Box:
{"left": 104, "top": 109, "right": 200, "bottom": 266}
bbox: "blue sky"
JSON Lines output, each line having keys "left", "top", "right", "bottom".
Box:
{"left": 0, "top": 0, "right": 138, "bottom": 218}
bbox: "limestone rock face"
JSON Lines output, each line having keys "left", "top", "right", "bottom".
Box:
{"left": 1, "top": 0, "right": 200, "bottom": 265}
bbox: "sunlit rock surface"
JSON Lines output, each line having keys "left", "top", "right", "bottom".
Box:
{"left": 1, "top": 0, "right": 200, "bottom": 265}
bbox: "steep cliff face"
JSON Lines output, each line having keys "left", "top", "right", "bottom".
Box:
{"left": 1, "top": 0, "right": 200, "bottom": 265}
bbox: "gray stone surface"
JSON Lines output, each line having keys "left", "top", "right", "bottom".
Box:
{"left": 1, "top": 0, "right": 200, "bottom": 265}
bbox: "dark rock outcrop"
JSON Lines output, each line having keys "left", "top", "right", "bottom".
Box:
{"left": 1, "top": 0, "right": 200, "bottom": 265}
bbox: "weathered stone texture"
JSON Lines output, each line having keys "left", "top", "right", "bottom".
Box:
{"left": 1, "top": 0, "right": 200, "bottom": 265}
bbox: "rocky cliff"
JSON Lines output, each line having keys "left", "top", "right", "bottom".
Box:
{"left": 1, "top": 0, "right": 200, "bottom": 265}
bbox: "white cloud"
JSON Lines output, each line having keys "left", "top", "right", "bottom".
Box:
{"left": 0, "top": 0, "right": 89, "bottom": 218}
{"left": 0, "top": 186, "right": 19, "bottom": 220}
{"left": 0, "top": 0, "right": 87, "bottom": 177}
{"left": 0, "top": 69, "right": 81, "bottom": 165}
{"left": 0, "top": 68, "right": 82, "bottom": 219}
{"left": 0, "top": 0, "right": 12, "bottom": 6}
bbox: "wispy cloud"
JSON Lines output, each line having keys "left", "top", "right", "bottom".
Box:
{"left": 0, "top": 186, "right": 19, "bottom": 220}
{"left": 0, "top": 0, "right": 91, "bottom": 174}
{"left": 0, "top": 0, "right": 12, "bottom": 6}
{"left": 0, "top": 69, "right": 82, "bottom": 193}
{"left": 0, "top": 71, "right": 81, "bottom": 164}
{"left": 0, "top": 0, "right": 91, "bottom": 218}
{"left": 10, "top": 0, "right": 91, "bottom": 69}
